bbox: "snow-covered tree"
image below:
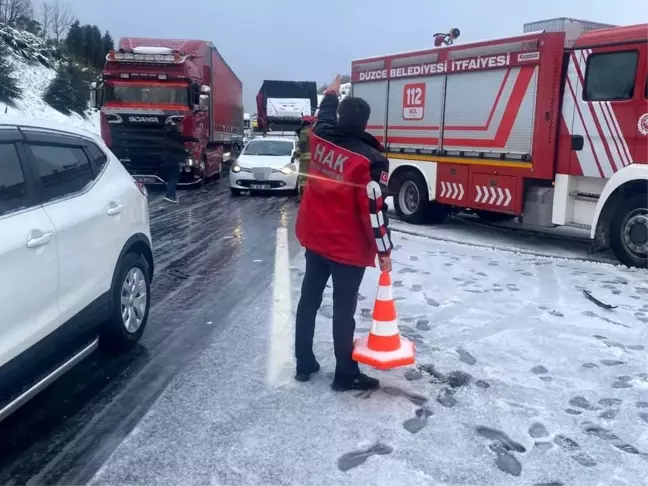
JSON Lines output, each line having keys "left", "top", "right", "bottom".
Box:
{"left": 43, "top": 61, "right": 88, "bottom": 115}
{"left": 0, "top": 40, "right": 21, "bottom": 105}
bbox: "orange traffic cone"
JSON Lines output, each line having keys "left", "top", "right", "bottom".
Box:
{"left": 352, "top": 271, "right": 415, "bottom": 370}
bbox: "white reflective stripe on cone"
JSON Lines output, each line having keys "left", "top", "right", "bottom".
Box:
{"left": 371, "top": 318, "right": 399, "bottom": 336}
{"left": 375, "top": 284, "right": 393, "bottom": 302}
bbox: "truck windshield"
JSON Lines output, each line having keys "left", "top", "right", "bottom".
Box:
{"left": 243, "top": 140, "right": 293, "bottom": 156}
{"left": 105, "top": 84, "right": 189, "bottom": 105}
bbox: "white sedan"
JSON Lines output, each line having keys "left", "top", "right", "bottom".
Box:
{"left": 229, "top": 137, "right": 299, "bottom": 197}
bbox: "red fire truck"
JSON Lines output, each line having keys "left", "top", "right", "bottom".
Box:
{"left": 91, "top": 38, "right": 243, "bottom": 186}
{"left": 351, "top": 19, "right": 648, "bottom": 268}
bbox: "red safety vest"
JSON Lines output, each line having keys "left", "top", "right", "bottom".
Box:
{"left": 295, "top": 133, "right": 378, "bottom": 268}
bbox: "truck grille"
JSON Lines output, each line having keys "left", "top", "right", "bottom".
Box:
{"left": 109, "top": 123, "right": 166, "bottom": 174}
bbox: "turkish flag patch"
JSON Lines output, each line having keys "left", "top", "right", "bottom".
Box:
{"left": 380, "top": 171, "right": 389, "bottom": 184}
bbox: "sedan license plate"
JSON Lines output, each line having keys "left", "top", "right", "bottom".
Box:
{"left": 134, "top": 176, "right": 158, "bottom": 184}
{"left": 250, "top": 184, "right": 271, "bottom": 190}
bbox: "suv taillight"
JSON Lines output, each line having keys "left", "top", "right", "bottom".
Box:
{"left": 135, "top": 182, "right": 148, "bottom": 198}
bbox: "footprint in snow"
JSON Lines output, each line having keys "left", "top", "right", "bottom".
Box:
{"left": 568, "top": 396, "right": 601, "bottom": 411}
{"left": 612, "top": 376, "right": 633, "bottom": 389}
{"left": 552, "top": 434, "right": 597, "bottom": 467}
{"left": 456, "top": 348, "right": 477, "bottom": 365}
{"left": 398, "top": 267, "right": 417, "bottom": 274}
{"left": 402, "top": 408, "right": 433, "bottom": 434}
{"left": 601, "top": 359, "right": 626, "bottom": 366}
{"left": 318, "top": 305, "right": 333, "bottom": 319}
{"left": 476, "top": 426, "right": 525, "bottom": 477}
{"left": 582, "top": 421, "right": 643, "bottom": 455}
{"left": 337, "top": 442, "right": 393, "bottom": 472}
{"left": 404, "top": 368, "right": 423, "bottom": 381}
{"left": 415, "top": 319, "right": 430, "bottom": 331}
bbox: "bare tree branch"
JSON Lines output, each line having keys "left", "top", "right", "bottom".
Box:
{"left": 39, "top": 0, "right": 51, "bottom": 39}
{"left": 1, "top": 0, "right": 33, "bottom": 24}
{"left": 50, "top": 0, "right": 73, "bottom": 43}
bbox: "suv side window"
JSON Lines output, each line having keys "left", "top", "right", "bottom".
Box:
{"left": 27, "top": 144, "right": 93, "bottom": 203}
{"left": 584, "top": 51, "right": 638, "bottom": 101}
{"left": 0, "top": 143, "right": 31, "bottom": 217}
{"left": 86, "top": 141, "right": 108, "bottom": 174}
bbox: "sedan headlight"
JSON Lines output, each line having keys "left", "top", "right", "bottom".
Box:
{"left": 280, "top": 163, "right": 296, "bottom": 175}
{"left": 231, "top": 162, "right": 241, "bottom": 173}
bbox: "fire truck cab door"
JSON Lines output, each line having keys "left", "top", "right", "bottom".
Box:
{"left": 564, "top": 44, "right": 645, "bottom": 178}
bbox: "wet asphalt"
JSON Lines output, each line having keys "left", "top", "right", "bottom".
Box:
{"left": 0, "top": 173, "right": 301, "bottom": 485}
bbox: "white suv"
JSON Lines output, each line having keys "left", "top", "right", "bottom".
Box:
{"left": 0, "top": 117, "right": 154, "bottom": 421}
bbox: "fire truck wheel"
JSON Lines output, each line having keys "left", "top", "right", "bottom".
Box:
{"left": 610, "top": 193, "right": 648, "bottom": 268}
{"left": 394, "top": 171, "right": 430, "bottom": 224}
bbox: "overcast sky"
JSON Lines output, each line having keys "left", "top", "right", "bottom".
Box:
{"left": 60, "top": 0, "right": 647, "bottom": 111}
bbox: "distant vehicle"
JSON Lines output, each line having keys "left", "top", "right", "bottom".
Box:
{"left": 352, "top": 19, "right": 648, "bottom": 268}
{"left": 90, "top": 38, "right": 244, "bottom": 186}
{"left": 243, "top": 112, "right": 252, "bottom": 143}
{"left": 230, "top": 136, "right": 299, "bottom": 196}
{"left": 0, "top": 117, "right": 154, "bottom": 422}
{"left": 256, "top": 80, "right": 317, "bottom": 133}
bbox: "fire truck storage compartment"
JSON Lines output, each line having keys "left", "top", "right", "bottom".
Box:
{"left": 435, "top": 164, "right": 469, "bottom": 205}
{"left": 350, "top": 33, "right": 567, "bottom": 164}
{"left": 470, "top": 173, "right": 518, "bottom": 213}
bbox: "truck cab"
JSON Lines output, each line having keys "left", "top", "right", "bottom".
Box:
{"left": 91, "top": 39, "right": 243, "bottom": 187}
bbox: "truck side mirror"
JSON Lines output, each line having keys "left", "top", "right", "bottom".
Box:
{"left": 199, "top": 94, "right": 210, "bottom": 111}
{"left": 89, "top": 81, "right": 104, "bottom": 108}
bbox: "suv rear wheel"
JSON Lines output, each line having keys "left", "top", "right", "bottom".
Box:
{"left": 101, "top": 252, "right": 151, "bottom": 352}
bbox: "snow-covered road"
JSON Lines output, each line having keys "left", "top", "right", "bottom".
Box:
{"left": 88, "top": 229, "right": 648, "bottom": 486}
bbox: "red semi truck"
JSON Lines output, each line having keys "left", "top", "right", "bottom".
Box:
{"left": 351, "top": 19, "right": 648, "bottom": 267}
{"left": 90, "top": 37, "right": 243, "bottom": 186}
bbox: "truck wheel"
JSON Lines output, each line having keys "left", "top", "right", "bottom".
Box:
{"left": 610, "top": 193, "right": 648, "bottom": 268}
{"left": 476, "top": 210, "right": 515, "bottom": 223}
{"left": 101, "top": 252, "right": 151, "bottom": 353}
{"left": 394, "top": 171, "right": 430, "bottom": 224}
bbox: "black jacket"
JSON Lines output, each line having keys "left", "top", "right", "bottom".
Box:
{"left": 163, "top": 124, "right": 198, "bottom": 166}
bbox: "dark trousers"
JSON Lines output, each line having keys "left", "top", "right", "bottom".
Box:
{"left": 295, "top": 250, "right": 366, "bottom": 376}
{"left": 165, "top": 163, "right": 180, "bottom": 198}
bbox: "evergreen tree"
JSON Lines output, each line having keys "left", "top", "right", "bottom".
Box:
{"left": 102, "top": 30, "right": 114, "bottom": 56}
{"left": 80, "top": 24, "right": 94, "bottom": 66}
{"left": 0, "top": 41, "right": 22, "bottom": 106}
{"left": 90, "top": 25, "right": 103, "bottom": 69}
{"left": 44, "top": 62, "right": 89, "bottom": 115}
{"left": 44, "top": 64, "right": 75, "bottom": 114}
{"left": 65, "top": 20, "right": 83, "bottom": 60}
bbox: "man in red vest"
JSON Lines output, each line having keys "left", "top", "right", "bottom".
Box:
{"left": 294, "top": 75, "right": 393, "bottom": 391}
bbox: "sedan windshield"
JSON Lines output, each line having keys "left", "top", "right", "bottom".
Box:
{"left": 243, "top": 140, "right": 293, "bottom": 156}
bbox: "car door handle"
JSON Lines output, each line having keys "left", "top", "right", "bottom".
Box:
{"left": 106, "top": 204, "right": 124, "bottom": 216}
{"left": 26, "top": 232, "right": 53, "bottom": 248}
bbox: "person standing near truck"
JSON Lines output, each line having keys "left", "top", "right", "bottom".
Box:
{"left": 162, "top": 119, "right": 199, "bottom": 204}
{"left": 293, "top": 75, "right": 393, "bottom": 391}
{"left": 293, "top": 115, "right": 313, "bottom": 201}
